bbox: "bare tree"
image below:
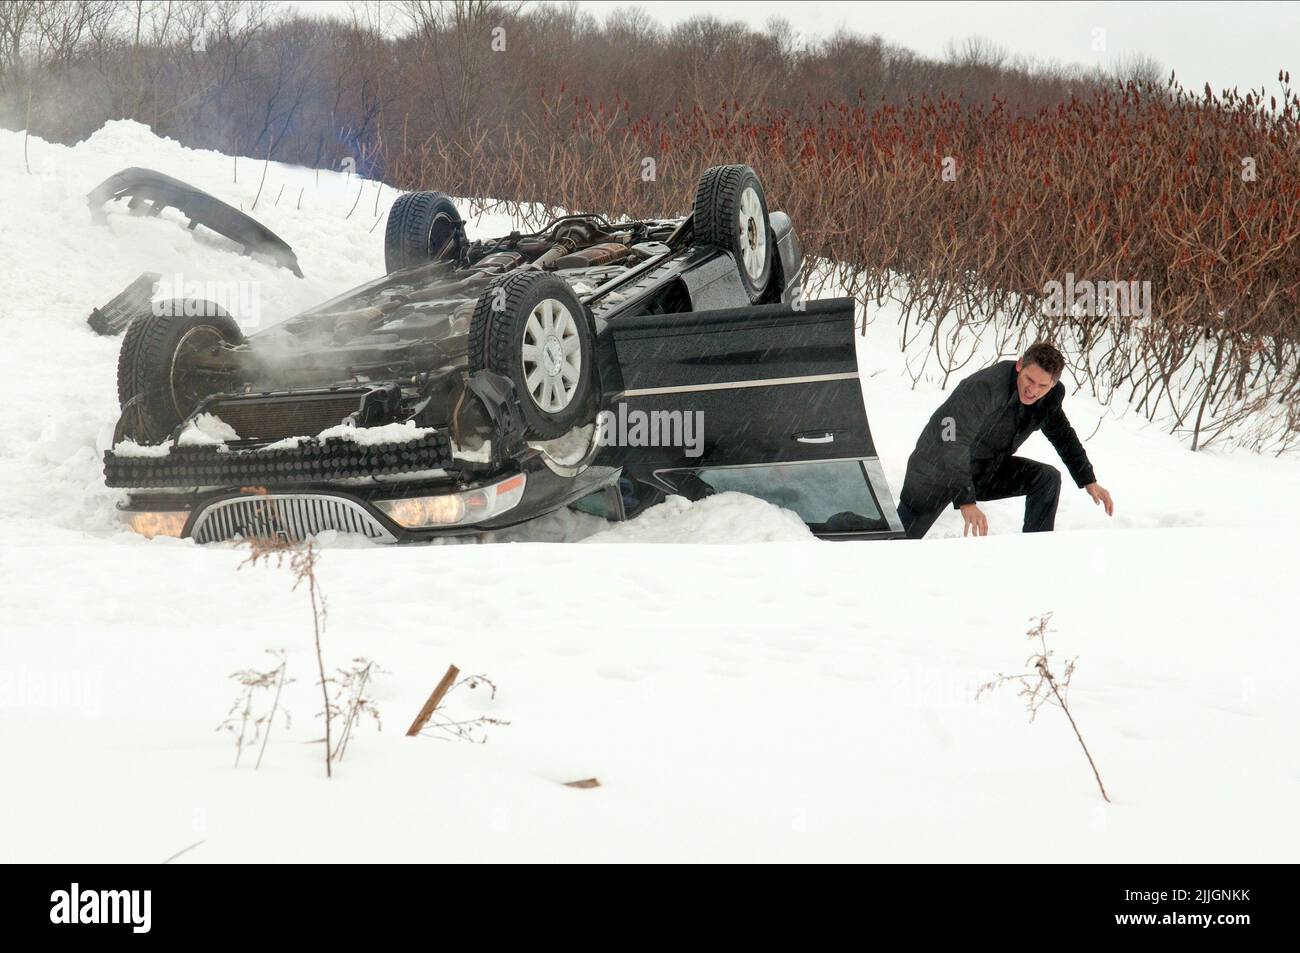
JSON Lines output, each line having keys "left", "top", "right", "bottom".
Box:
{"left": 401, "top": 0, "right": 522, "bottom": 140}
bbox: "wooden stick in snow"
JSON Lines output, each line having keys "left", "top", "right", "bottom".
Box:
{"left": 406, "top": 664, "right": 460, "bottom": 736}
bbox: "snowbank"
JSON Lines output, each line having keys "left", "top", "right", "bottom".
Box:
{"left": 583, "top": 492, "right": 815, "bottom": 543}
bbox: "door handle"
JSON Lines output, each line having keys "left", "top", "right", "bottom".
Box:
{"left": 794, "top": 431, "right": 836, "bottom": 444}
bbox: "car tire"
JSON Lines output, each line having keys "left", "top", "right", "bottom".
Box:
{"left": 692, "top": 164, "right": 772, "bottom": 303}
{"left": 468, "top": 272, "right": 597, "bottom": 440}
{"left": 116, "top": 301, "right": 244, "bottom": 443}
{"left": 384, "top": 190, "right": 464, "bottom": 274}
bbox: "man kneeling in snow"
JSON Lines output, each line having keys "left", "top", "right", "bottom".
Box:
{"left": 897, "top": 342, "right": 1114, "bottom": 539}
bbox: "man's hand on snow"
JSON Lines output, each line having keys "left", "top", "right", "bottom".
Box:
{"left": 960, "top": 503, "right": 988, "bottom": 537}
{"left": 1086, "top": 482, "right": 1114, "bottom": 516}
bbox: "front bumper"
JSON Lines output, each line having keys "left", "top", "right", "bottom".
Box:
{"left": 119, "top": 459, "right": 619, "bottom": 544}
{"left": 104, "top": 432, "right": 454, "bottom": 488}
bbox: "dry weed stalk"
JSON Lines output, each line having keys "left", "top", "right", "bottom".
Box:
{"left": 217, "top": 649, "right": 293, "bottom": 769}
{"left": 331, "top": 657, "right": 387, "bottom": 762}
{"left": 977, "top": 612, "right": 1111, "bottom": 802}
{"left": 239, "top": 536, "right": 333, "bottom": 778}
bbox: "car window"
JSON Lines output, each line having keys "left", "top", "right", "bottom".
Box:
{"left": 569, "top": 483, "right": 624, "bottom": 520}
{"left": 660, "top": 460, "right": 887, "bottom": 532}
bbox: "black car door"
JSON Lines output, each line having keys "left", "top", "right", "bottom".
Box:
{"left": 604, "top": 297, "right": 903, "bottom": 539}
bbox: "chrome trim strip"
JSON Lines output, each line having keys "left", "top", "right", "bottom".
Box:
{"left": 651, "top": 455, "right": 871, "bottom": 485}
{"left": 616, "top": 371, "right": 858, "bottom": 399}
{"left": 861, "top": 457, "right": 904, "bottom": 534}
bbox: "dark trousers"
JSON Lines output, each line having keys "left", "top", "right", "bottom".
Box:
{"left": 896, "top": 456, "right": 1062, "bottom": 539}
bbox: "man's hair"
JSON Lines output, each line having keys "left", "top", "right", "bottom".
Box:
{"left": 1021, "top": 341, "right": 1065, "bottom": 379}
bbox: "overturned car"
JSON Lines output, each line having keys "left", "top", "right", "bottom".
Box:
{"left": 104, "top": 164, "right": 903, "bottom": 542}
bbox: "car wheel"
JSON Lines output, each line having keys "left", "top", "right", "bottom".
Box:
{"left": 468, "top": 272, "right": 596, "bottom": 440}
{"left": 692, "top": 164, "right": 772, "bottom": 303}
{"left": 116, "top": 301, "right": 244, "bottom": 443}
{"left": 384, "top": 190, "right": 464, "bottom": 274}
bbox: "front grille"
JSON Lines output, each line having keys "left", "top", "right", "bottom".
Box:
{"left": 205, "top": 391, "right": 367, "bottom": 441}
{"left": 191, "top": 494, "right": 394, "bottom": 544}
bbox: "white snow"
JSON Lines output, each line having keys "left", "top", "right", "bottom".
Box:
{"left": 176, "top": 413, "right": 240, "bottom": 447}
{"left": 109, "top": 439, "right": 171, "bottom": 458}
{"left": 259, "top": 435, "right": 308, "bottom": 451}
{"left": 528, "top": 422, "right": 597, "bottom": 466}
{"left": 1, "top": 122, "right": 1298, "bottom": 862}
{"left": 452, "top": 440, "right": 493, "bottom": 463}
{"left": 583, "top": 492, "right": 814, "bottom": 543}
{"left": 314, "top": 420, "right": 435, "bottom": 445}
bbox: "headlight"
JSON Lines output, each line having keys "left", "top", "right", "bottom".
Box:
{"left": 126, "top": 511, "right": 188, "bottom": 539}
{"left": 375, "top": 474, "right": 527, "bottom": 528}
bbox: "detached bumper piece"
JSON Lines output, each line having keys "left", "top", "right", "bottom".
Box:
{"left": 104, "top": 433, "right": 453, "bottom": 488}
{"left": 87, "top": 167, "right": 303, "bottom": 277}
{"left": 87, "top": 271, "right": 161, "bottom": 336}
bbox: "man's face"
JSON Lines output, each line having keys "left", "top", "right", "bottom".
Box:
{"left": 1015, "top": 360, "right": 1057, "bottom": 405}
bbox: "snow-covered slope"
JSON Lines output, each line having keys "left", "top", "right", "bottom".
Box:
{"left": 1, "top": 122, "right": 1297, "bottom": 862}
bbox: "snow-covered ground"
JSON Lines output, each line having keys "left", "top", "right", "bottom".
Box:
{"left": 1, "top": 122, "right": 1297, "bottom": 862}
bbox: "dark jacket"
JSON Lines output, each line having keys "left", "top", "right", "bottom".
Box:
{"left": 905, "top": 360, "right": 1096, "bottom": 507}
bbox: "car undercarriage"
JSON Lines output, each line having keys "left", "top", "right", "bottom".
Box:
{"left": 100, "top": 164, "right": 903, "bottom": 543}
